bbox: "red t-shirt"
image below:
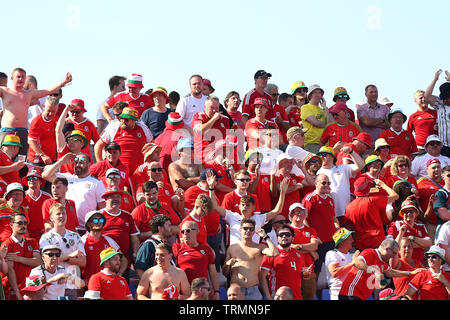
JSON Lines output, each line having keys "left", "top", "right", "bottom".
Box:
{"left": 275, "top": 174, "right": 304, "bottom": 220}
{"left": 0, "top": 150, "right": 21, "bottom": 184}
{"left": 23, "top": 191, "right": 52, "bottom": 241}
{"left": 379, "top": 129, "right": 418, "bottom": 159}
{"left": 203, "top": 160, "right": 235, "bottom": 204}
{"left": 344, "top": 196, "right": 389, "bottom": 251}
{"left": 192, "top": 111, "right": 229, "bottom": 152}
{"left": 288, "top": 106, "right": 301, "bottom": 127}
{"left": 290, "top": 224, "right": 319, "bottom": 267}
{"left": 0, "top": 205, "right": 29, "bottom": 243}
{"left": 106, "top": 92, "right": 154, "bottom": 118}
{"left": 28, "top": 113, "right": 59, "bottom": 163}
{"left": 407, "top": 109, "right": 438, "bottom": 148}
{"left": 88, "top": 271, "right": 131, "bottom": 300}
{"left": 321, "top": 121, "right": 361, "bottom": 147}
{"left": 66, "top": 118, "right": 100, "bottom": 159}
{"left": 273, "top": 104, "right": 289, "bottom": 144}
{"left": 88, "top": 159, "right": 130, "bottom": 191}
{"left": 392, "top": 259, "right": 416, "bottom": 296}
{"left": 131, "top": 202, "right": 181, "bottom": 236}
{"left": 417, "top": 177, "right": 444, "bottom": 225}
{"left": 339, "top": 248, "right": 390, "bottom": 300}
{"left": 41, "top": 198, "right": 78, "bottom": 233}
{"left": 244, "top": 118, "right": 278, "bottom": 150}
{"left": 180, "top": 214, "right": 207, "bottom": 245}
{"left": 386, "top": 175, "right": 418, "bottom": 190}
{"left": 408, "top": 269, "right": 450, "bottom": 300}
{"left": 302, "top": 191, "right": 337, "bottom": 243}
{"left": 242, "top": 89, "right": 274, "bottom": 121}
{"left": 81, "top": 234, "right": 120, "bottom": 280}
{"left": 183, "top": 184, "right": 220, "bottom": 236}
{"left": 249, "top": 172, "right": 272, "bottom": 213}
{"left": 0, "top": 237, "right": 38, "bottom": 299}
{"left": 261, "top": 247, "right": 306, "bottom": 300}
{"left": 172, "top": 242, "right": 214, "bottom": 284}
{"left": 222, "top": 190, "right": 261, "bottom": 215}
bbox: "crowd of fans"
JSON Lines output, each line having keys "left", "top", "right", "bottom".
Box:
{"left": 0, "top": 67, "right": 449, "bottom": 301}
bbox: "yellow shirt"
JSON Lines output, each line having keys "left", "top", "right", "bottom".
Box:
{"left": 301, "top": 103, "right": 326, "bottom": 145}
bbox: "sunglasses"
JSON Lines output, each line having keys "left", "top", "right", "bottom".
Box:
{"left": 428, "top": 141, "right": 441, "bottom": 146}
{"left": 321, "top": 181, "right": 331, "bottom": 186}
{"left": 13, "top": 221, "right": 28, "bottom": 226}
{"left": 295, "top": 88, "right": 308, "bottom": 93}
{"left": 336, "top": 94, "right": 349, "bottom": 99}
{"left": 67, "top": 137, "right": 82, "bottom": 143}
{"left": 91, "top": 218, "right": 105, "bottom": 224}
{"left": 45, "top": 252, "right": 61, "bottom": 258}
{"left": 278, "top": 232, "right": 292, "bottom": 238}
{"left": 236, "top": 178, "right": 251, "bottom": 183}
{"left": 242, "top": 226, "right": 255, "bottom": 232}
{"left": 427, "top": 255, "right": 440, "bottom": 260}
{"left": 107, "top": 174, "right": 121, "bottom": 179}
{"left": 397, "top": 163, "right": 409, "bottom": 168}
{"left": 149, "top": 168, "right": 163, "bottom": 172}
{"left": 181, "top": 228, "right": 197, "bottom": 234}
{"left": 74, "top": 157, "right": 87, "bottom": 162}
{"left": 114, "top": 113, "right": 122, "bottom": 117}
{"left": 62, "top": 238, "right": 70, "bottom": 249}
{"left": 27, "top": 176, "right": 40, "bottom": 181}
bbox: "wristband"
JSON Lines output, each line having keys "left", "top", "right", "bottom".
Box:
{"left": 209, "top": 188, "right": 216, "bottom": 191}
{"left": 214, "top": 290, "right": 220, "bottom": 293}
{"left": 263, "top": 235, "right": 270, "bottom": 241}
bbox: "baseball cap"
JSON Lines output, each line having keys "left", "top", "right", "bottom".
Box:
{"left": 105, "top": 168, "right": 121, "bottom": 178}
{"left": 202, "top": 79, "right": 215, "bottom": 93}
{"left": 254, "top": 70, "right": 272, "bottom": 79}
{"left": 286, "top": 126, "right": 307, "bottom": 141}
{"left": 425, "top": 134, "right": 441, "bottom": 146}
{"left": 176, "top": 137, "right": 194, "bottom": 151}
{"left": 101, "top": 186, "right": 123, "bottom": 199}
{"left": 104, "top": 141, "right": 121, "bottom": 152}
{"left": 41, "top": 244, "right": 62, "bottom": 253}
{"left": 288, "top": 203, "right": 306, "bottom": 214}
{"left": 252, "top": 97, "right": 270, "bottom": 107}
{"left": 426, "top": 158, "right": 441, "bottom": 167}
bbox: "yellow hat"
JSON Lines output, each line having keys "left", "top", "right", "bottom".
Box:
{"left": 333, "top": 228, "right": 354, "bottom": 247}
{"left": 317, "top": 146, "right": 335, "bottom": 157}
{"left": 99, "top": 247, "right": 122, "bottom": 266}
{"left": 291, "top": 81, "right": 307, "bottom": 94}
{"left": 1, "top": 134, "right": 22, "bottom": 148}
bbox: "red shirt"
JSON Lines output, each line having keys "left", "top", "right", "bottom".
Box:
{"left": 228, "top": 110, "right": 244, "bottom": 129}
{"left": 88, "top": 159, "right": 130, "bottom": 191}
{"left": 275, "top": 174, "right": 304, "bottom": 220}
{"left": 273, "top": 104, "right": 289, "bottom": 144}
{"left": 180, "top": 213, "right": 207, "bottom": 245}
{"left": 408, "top": 269, "right": 450, "bottom": 300}
{"left": 249, "top": 172, "right": 272, "bottom": 213}
{"left": 192, "top": 111, "right": 229, "bottom": 152}
{"left": 0, "top": 205, "right": 29, "bottom": 243}
{"left": 222, "top": 190, "right": 261, "bottom": 215}
{"left": 387, "top": 220, "right": 430, "bottom": 264}
{"left": 386, "top": 175, "right": 418, "bottom": 190}
{"left": 172, "top": 242, "right": 214, "bottom": 284}
{"left": 288, "top": 106, "right": 301, "bottom": 127}
{"left": 291, "top": 224, "right": 319, "bottom": 267}
{"left": 344, "top": 196, "right": 389, "bottom": 251}
{"left": 203, "top": 160, "right": 235, "bottom": 204}
{"left": 106, "top": 92, "right": 154, "bottom": 118}
{"left": 242, "top": 89, "right": 275, "bottom": 121}
{"left": 81, "top": 234, "right": 119, "bottom": 280}
{"left": 392, "top": 259, "right": 416, "bottom": 296}
{"left": 340, "top": 248, "right": 390, "bottom": 300}
{"left": 417, "top": 176, "right": 444, "bottom": 225}
{"left": 261, "top": 247, "right": 306, "bottom": 300}
{"left": 23, "top": 191, "right": 52, "bottom": 242}
{"left": 154, "top": 128, "right": 187, "bottom": 171}
{"left": 407, "top": 109, "right": 438, "bottom": 148}
{"left": 67, "top": 118, "right": 100, "bottom": 159}
{"left": 131, "top": 201, "right": 181, "bottom": 236}
{"left": 28, "top": 113, "right": 59, "bottom": 163}
{"left": 302, "top": 191, "right": 337, "bottom": 243}
{"left": 379, "top": 129, "right": 418, "bottom": 159}
{"left": 0, "top": 237, "right": 39, "bottom": 299}
{"left": 321, "top": 121, "right": 361, "bottom": 147}
{"left": 136, "top": 180, "right": 173, "bottom": 208}
{"left": 88, "top": 271, "right": 131, "bottom": 300}
{"left": 101, "top": 209, "right": 140, "bottom": 259}
{"left": 183, "top": 184, "right": 220, "bottom": 236}
{"left": 244, "top": 118, "right": 278, "bottom": 150}
{"left": 41, "top": 198, "right": 78, "bottom": 233}
{"left": 0, "top": 150, "right": 21, "bottom": 184}
{"left": 132, "top": 163, "right": 169, "bottom": 191}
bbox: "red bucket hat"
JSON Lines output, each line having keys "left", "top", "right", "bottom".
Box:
{"left": 352, "top": 132, "right": 373, "bottom": 148}
{"left": 70, "top": 98, "right": 87, "bottom": 113}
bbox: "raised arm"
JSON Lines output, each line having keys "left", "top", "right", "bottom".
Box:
{"left": 32, "top": 72, "right": 72, "bottom": 100}
{"left": 424, "top": 69, "right": 442, "bottom": 106}
{"left": 41, "top": 152, "right": 76, "bottom": 182}
{"left": 265, "top": 177, "right": 289, "bottom": 222}
{"left": 206, "top": 171, "right": 226, "bottom": 217}
{"left": 56, "top": 103, "right": 76, "bottom": 151}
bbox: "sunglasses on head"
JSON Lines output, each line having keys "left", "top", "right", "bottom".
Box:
{"left": 45, "top": 252, "right": 61, "bottom": 258}
{"left": 150, "top": 168, "right": 163, "bottom": 172}
{"left": 181, "top": 228, "right": 197, "bottom": 234}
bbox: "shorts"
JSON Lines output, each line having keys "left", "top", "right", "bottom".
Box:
{"left": 243, "top": 285, "right": 263, "bottom": 300}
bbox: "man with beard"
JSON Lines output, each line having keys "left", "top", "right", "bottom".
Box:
{"left": 136, "top": 242, "right": 191, "bottom": 300}
{"left": 95, "top": 106, "right": 153, "bottom": 177}
{"left": 88, "top": 247, "right": 133, "bottom": 300}
{"left": 175, "top": 74, "right": 208, "bottom": 129}
{"left": 42, "top": 152, "right": 106, "bottom": 234}
{"left": 260, "top": 225, "right": 312, "bottom": 300}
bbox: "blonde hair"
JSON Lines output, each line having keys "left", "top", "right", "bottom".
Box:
{"left": 195, "top": 194, "right": 213, "bottom": 214}
{"left": 390, "top": 155, "right": 411, "bottom": 176}
{"left": 49, "top": 202, "right": 66, "bottom": 217}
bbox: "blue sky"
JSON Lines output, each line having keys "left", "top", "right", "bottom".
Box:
{"left": 3, "top": 0, "right": 449, "bottom": 122}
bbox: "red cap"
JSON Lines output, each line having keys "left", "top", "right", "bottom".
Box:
{"left": 329, "top": 102, "right": 349, "bottom": 114}
{"left": 426, "top": 158, "right": 441, "bottom": 167}
{"left": 203, "top": 79, "right": 215, "bottom": 93}
{"left": 352, "top": 132, "right": 373, "bottom": 148}
{"left": 252, "top": 97, "right": 269, "bottom": 107}
{"left": 101, "top": 186, "right": 123, "bottom": 199}
{"left": 70, "top": 99, "right": 87, "bottom": 113}
{"left": 354, "top": 176, "right": 373, "bottom": 197}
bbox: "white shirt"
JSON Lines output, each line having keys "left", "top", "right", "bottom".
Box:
{"left": 27, "top": 104, "right": 44, "bottom": 128}
{"left": 55, "top": 173, "right": 106, "bottom": 230}
{"left": 39, "top": 229, "right": 86, "bottom": 290}
{"left": 254, "top": 146, "right": 282, "bottom": 175}
{"left": 411, "top": 153, "right": 450, "bottom": 179}
{"left": 224, "top": 210, "right": 268, "bottom": 245}
{"left": 96, "top": 97, "right": 114, "bottom": 121}
{"left": 175, "top": 93, "right": 207, "bottom": 127}
{"left": 285, "top": 145, "right": 309, "bottom": 175}
{"left": 325, "top": 248, "right": 353, "bottom": 300}
{"left": 436, "top": 221, "right": 450, "bottom": 271}
{"left": 29, "top": 265, "right": 67, "bottom": 300}
{"left": 317, "top": 164, "right": 354, "bottom": 217}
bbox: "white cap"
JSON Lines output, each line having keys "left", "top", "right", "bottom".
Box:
{"left": 5, "top": 182, "right": 25, "bottom": 198}
{"left": 105, "top": 168, "right": 121, "bottom": 178}
{"left": 289, "top": 203, "right": 306, "bottom": 213}
{"left": 276, "top": 153, "right": 293, "bottom": 164}
{"left": 425, "top": 134, "right": 441, "bottom": 146}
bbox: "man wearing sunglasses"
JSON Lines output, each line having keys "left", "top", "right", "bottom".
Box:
{"left": 0, "top": 183, "right": 29, "bottom": 243}
{"left": 0, "top": 212, "right": 40, "bottom": 300}
{"left": 260, "top": 225, "right": 312, "bottom": 300}
{"left": 411, "top": 135, "right": 450, "bottom": 179}
{"left": 223, "top": 218, "right": 278, "bottom": 300}
{"left": 80, "top": 210, "right": 126, "bottom": 281}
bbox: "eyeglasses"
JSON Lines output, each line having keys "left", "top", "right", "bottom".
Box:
{"left": 114, "top": 113, "right": 121, "bottom": 118}
{"left": 150, "top": 168, "right": 163, "bottom": 172}
{"left": 428, "top": 141, "right": 441, "bottom": 147}
{"left": 321, "top": 181, "right": 331, "bottom": 186}
{"left": 278, "top": 232, "right": 292, "bottom": 238}
{"left": 67, "top": 137, "right": 82, "bottom": 143}
{"left": 181, "top": 228, "right": 197, "bottom": 234}
{"left": 91, "top": 218, "right": 105, "bottom": 224}
{"left": 107, "top": 174, "right": 121, "bottom": 179}
{"left": 74, "top": 156, "right": 87, "bottom": 162}
{"left": 45, "top": 252, "right": 61, "bottom": 258}
{"left": 13, "top": 221, "right": 28, "bottom": 226}
{"left": 236, "top": 178, "right": 250, "bottom": 183}
{"left": 62, "top": 238, "right": 70, "bottom": 249}
{"left": 242, "top": 226, "right": 255, "bottom": 232}
{"left": 27, "top": 176, "right": 39, "bottom": 181}
{"left": 427, "top": 255, "right": 440, "bottom": 260}
{"left": 397, "top": 163, "right": 409, "bottom": 168}
{"left": 295, "top": 88, "right": 308, "bottom": 93}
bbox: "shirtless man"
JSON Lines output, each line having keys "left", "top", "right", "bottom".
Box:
{"left": 0, "top": 68, "right": 72, "bottom": 155}
{"left": 168, "top": 137, "right": 204, "bottom": 191}
{"left": 222, "top": 218, "right": 279, "bottom": 300}
{"left": 136, "top": 242, "right": 191, "bottom": 300}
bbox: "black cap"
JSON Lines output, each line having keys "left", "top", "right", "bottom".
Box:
{"left": 105, "top": 142, "right": 121, "bottom": 151}
{"left": 254, "top": 70, "right": 272, "bottom": 79}
{"left": 200, "top": 169, "right": 223, "bottom": 181}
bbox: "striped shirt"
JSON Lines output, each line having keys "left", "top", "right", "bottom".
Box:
{"left": 433, "top": 98, "right": 450, "bottom": 147}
